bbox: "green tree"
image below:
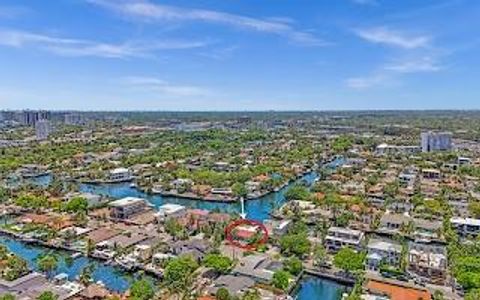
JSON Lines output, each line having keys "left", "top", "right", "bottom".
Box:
{"left": 433, "top": 290, "right": 445, "bottom": 300}
{"left": 79, "top": 264, "right": 95, "bottom": 286}
{"left": 241, "top": 289, "right": 261, "bottom": 300}
{"left": 232, "top": 183, "right": 248, "bottom": 199}
{"left": 163, "top": 255, "right": 198, "bottom": 294}
{"left": 285, "top": 185, "right": 310, "bottom": 201}
{"left": 313, "top": 244, "right": 327, "bottom": 266}
{"left": 468, "top": 201, "right": 480, "bottom": 218}
{"left": 203, "top": 254, "right": 233, "bottom": 274}
{"left": 216, "top": 287, "right": 231, "bottom": 300}
{"left": 284, "top": 257, "right": 303, "bottom": 276}
{"left": 279, "top": 233, "right": 311, "bottom": 258}
{"left": 36, "top": 292, "right": 58, "bottom": 300}
{"left": 129, "top": 279, "right": 154, "bottom": 300}
{"left": 272, "top": 270, "right": 290, "bottom": 291}
{"left": 466, "top": 289, "right": 480, "bottom": 300}
{"left": 36, "top": 253, "right": 59, "bottom": 278}
{"left": 333, "top": 248, "right": 364, "bottom": 275}
{"left": 64, "top": 197, "right": 88, "bottom": 213}
{"left": 0, "top": 294, "right": 15, "bottom": 300}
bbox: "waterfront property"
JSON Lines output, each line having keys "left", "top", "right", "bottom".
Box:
{"left": 108, "top": 167, "right": 132, "bottom": 182}
{"left": 325, "top": 227, "right": 364, "bottom": 252}
{"left": 366, "top": 238, "right": 403, "bottom": 271}
{"left": 407, "top": 242, "right": 447, "bottom": 285}
{"left": 109, "top": 197, "right": 152, "bottom": 220}
{"left": 450, "top": 216, "right": 480, "bottom": 237}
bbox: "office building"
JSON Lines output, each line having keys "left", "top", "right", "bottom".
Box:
{"left": 35, "top": 119, "right": 52, "bottom": 140}
{"left": 21, "top": 110, "right": 51, "bottom": 126}
{"left": 421, "top": 131, "right": 452, "bottom": 152}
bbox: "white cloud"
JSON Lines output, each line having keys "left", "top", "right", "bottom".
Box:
{"left": 346, "top": 74, "right": 388, "bottom": 89}
{"left": 355, "top": 27, "right": 431, "bottom": 49}
{"left": 121, "top": 76, "right": 212, "bottom": 97}
{"left": 384, "top": 56, "right": 443, "bottom": 73}
{"left": 87, "top": 0, "right": 327, "bottom": 46}
{"left": 0, "top": 28, "right": 208, "bottom": 58}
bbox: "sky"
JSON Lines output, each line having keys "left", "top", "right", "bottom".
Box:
{"left": 0, "top": 0, "right": 479, "bottom": 111}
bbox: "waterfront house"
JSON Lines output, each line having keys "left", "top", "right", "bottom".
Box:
{"left": 73, "top": 283, "right": 112, "bottom": 299}
{"left": 64, "top": 192, "right": 106, "bottom": 208}
{"left": 232, "top": 254, "right": 281, "bottom": 283}
{"left": 208, "top": 274, "right": 255, "bottom": 297}
{"left": 366, "top": 238, "right": 402, "bottom": 271}
{"left": 378, "top": 213, "right": 412, "bottom": 234}
{"left": 171, "top": 238, "right": 211, "bottom": 262}
{"left": 412, "top": 218, "right": 443, "bottom": 241}
{"left": 263, "top": 219, "right": 291, "bottom": 236}
{"left": 16, "top": 164, "right": 49, "bottom": 178}
{"left": 18, "top": 213, "right": 74, "bottom": 231}
{"left": 325, "top": 226, "right": 364, "bottom": 252}
{"left": 210, "top": 187, "right": 233, "bottom": 196}
{"left": 156, "top": 203, "right": 187, "bottom": 222}
{"left": 0, "top": 272, "right": 83, "bottom": 300}
{"left": 408, "top": 242, "right": 447, "bottom": 284}
{"left": 450, "top": 217, "right": 480, "bottom": 238}
{"left": 109, "top": 197, "right": 151, "bottom": 220}
{"left": 132, "top": 244, "right": 153, "bottom": 262}
{"left": 108, "top": 167, "right": 132, "bottom": 182}
{"left": 86, "top": 227, "right": 122, "bottom": 245}
{"left": 171, "top": 178, "right": 194, "bottom": 191}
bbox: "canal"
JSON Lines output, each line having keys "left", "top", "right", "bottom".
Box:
{"left": 294, "top": 276, "right": 348, "bottom": 300}
{"left": 0, "top": 236, "right": 152, "bottom": 292}
{"left": 12, "top": 157, "right": 347, "bottom": 294}
{"left": 78, "top": 171, "right": 318, "bottom": 221}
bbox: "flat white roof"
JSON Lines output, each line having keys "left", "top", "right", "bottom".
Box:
{"left": 328, "top": 226, "right": 362, "bottom": 236}
{"left": 368, "top": 239, "right": 402, "bottom": 252}
{"left": 451, "top": 217, "right": 480, "bottom": 226}
{"left": 109, "top": 197, "right": 145, "bottom": 207}
{"left": 157, "top": 203, "right": 186, "bottom": 214}
{"left": 110, "top": 167, "right": 129, "bottom": 174}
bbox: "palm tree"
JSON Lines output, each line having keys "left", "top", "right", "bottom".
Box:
{"left": 79, "top": 263, "right": 96, "bottom": 286}
{"left": 36, "top": 252, "right": 59, "bottom": 279}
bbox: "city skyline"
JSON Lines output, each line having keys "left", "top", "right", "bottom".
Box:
{"left": 1, "top": 0, "right": 480, "bottom": 110}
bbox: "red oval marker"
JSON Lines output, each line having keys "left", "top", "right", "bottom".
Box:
{"left": 224, "top": 219, "right": 269, "bottom": 250}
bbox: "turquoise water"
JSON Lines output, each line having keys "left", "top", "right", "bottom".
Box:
{"left": 31, "top": 157, "right": 345, "bottom": 222}
{"left": 78, "top": 171, "right": 318, "bottom": 221}
{"left": 8, "top": 158, "right": 346, "bottom": 293}
{"left": 294, "top": 276, "right": 347, "bottom": 300}
{"left": 0, "top": 236, "right": 152, "bottom": 292}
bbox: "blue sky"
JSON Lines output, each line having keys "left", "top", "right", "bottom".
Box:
{"left": 0, "top": 0, "right": 479, "bottom": 110}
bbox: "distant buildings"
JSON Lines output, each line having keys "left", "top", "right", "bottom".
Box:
{"left": 21, "top": 110, "right": 51, "bottom": 126}
{"left": 421, "top": 131, "right": 452, "bottom": 152}
{"left": 35, "top": 119, "right": 52, "bottom": 140}
{"left": 64, "top": 113, "right": 84, "bottom": 125}
{"left": 375, "top": 143, "right": 421, "bottom": 156}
